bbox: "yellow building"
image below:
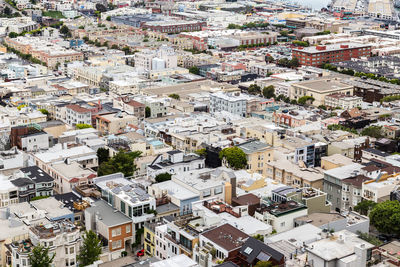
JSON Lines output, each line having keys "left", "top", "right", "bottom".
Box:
{"left": 321, "top": 154, "right": 354, "bottom": 170}
{"left": 144, "top": 222, "right": 156, "bottom": 256}
{"left": 291, "top": 79, "right": 354, "bottom": 107}
{"left": 241, "top": 125, "right": 284, "bottom": 146}
{"left": 236, "top": 140, "right": 274, "bottom": 176}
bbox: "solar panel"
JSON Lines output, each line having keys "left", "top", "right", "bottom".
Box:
{"left": 122, "top": 185, "right": 131, "bottom": 192}
{"left": 111, "top": 187, "right": 121, "bottom": 194}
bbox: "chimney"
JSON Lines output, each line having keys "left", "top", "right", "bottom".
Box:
{"left": 98, "top": 99, "right": 102, "bottom": 110}
{"left": 225, "top": 182, "right": 232, "bottom": 205}
{"left": 230, "top": 177, "right": 237, "bottom": 198}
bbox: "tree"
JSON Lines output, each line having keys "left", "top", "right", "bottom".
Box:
{"left": 95, "top": 3, "right": 107, "bottom": 12}
{"left": 361, "top": 126, "right": 383, "bottom": 139}
{"left": 189, "top": 66, "right": 200, "bottom": 75}
{"left": 248, "top": 84, "right": 261, "bottom": 95}
{"left": 369, "top": 201, "right": 400, "bottom": 235}
{"left": 318, "top": 105, "right": 327, "bottom": 110}
{"left": 78, "top": 230, "right": 102, "bottom": 266}
{"left": 122, "top": 46, "right": 131, "bottom": 55}
{"left": 76, "top": 123, "right": 93, "bottom": 129}
{"left": 8, "top": 32, "right": 18, "bottom": 38}
{"left": 290, "top": 99, "right": 297, "bottom": 105}
{"left": 97, "top": 151, "right": 141, "bottom": 177}
{"left": 255, "top": 261, "right": 274, "bottom": 267}
{"left": 96, "top": 147, "right": 109, "bottom": 165}
{"left": 265, "top": 55, "right": 274, "bottom": 63}
{"left": 263, "top": 85, "right": 275, "bottom": 98}
{"left": 145, "top": 106, "right": 151, "bottom": 118}
{"left": 4, "top": 6, "right": 11, "bottom": 16}
{"left": 195, "top": 148, "right": 207, "bottom": 157}
{"left": 111, "top": 44, "right": 118, "bottom": 49}
{"left": 298, "top": 96, "right": 315, "bottom": 105}
{"left": 60, "top": 25, "right": 70, "bottom": 35}
{"left": 169, "top": 94, "right": 180, "bottom": 100}
{"left": 155, "top": 172, "right": 172, "bottom": 183}
{"left": 219, "top": 147, "right": 247, "bottom": 170}
{"left": 253, "top": 234, "right": 264, "bottom": 242}
{"left": 289, "top": 57, "right": 299, "bottom": 68}
{"left": 106, "top": 16, "right": 111, "bottom": 21}
{"left": 354, "top": 200, "right": 377, "bottom": 216}
{"left": 38, "top": 109, "right": 49, "bottom": 115}
{"left": 29, "top": 245, "right": 55, "bottom": 267}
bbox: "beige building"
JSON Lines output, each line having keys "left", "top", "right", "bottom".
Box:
{"left": 291, "top": 78, "right": 354, "bottom": 106}
{"left": 321, "top": 154, "right": 355, "bottom": 170}
{"left": 236, "top": 140, "right": 274, "bottom": 176}
{"left": 96, "top": 112, "right": 138, "bottom": 135}
{"left": 266, "top": 158, "right": 324, "bottom": 189}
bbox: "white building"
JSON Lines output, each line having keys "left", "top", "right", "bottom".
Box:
{"left": 94, "top": 173, "right": 156, "bottom": 231}
{"left": 65, "top": 104, "right": 91, "bottom": 127}
{"left": 209, "top": 91, "right": 252, "bottom": 117}
{"left": 306, "top": 230, "right": 374, "bottom": 267}
{"left": 10, "top": 220, "right": 81, "bottom": 267}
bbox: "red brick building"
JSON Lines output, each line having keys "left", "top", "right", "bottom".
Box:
{"left": 144, "top": 21, "right": 206, "bottom": 34}
{"left": 292, "top": 43, "right": 371, "bottom": 67}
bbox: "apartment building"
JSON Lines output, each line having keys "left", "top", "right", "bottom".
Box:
{"left": 292, "top": 43, "right": 371, "bottom": 67}
{"left": 94, "top": 173, "right": 156, "bottom": 232}
{"left": 210, "top": 91, "right": 253, "bottom": 117}
{"left": 9, "top": 220, "right": 81, "bottom": 267}
{"left": 324, "top": 163, "right": 364, "bottom": 212}
{"left": 324, "top": 93, "right": 363, "bottom": 109}
{"left": 236, "top": 140, "right": 274, "bottom": 176}
{"left": 95, "top": 112, "right": 138, "bottom": 135}
{"left": 290, "top": 79, "right": 354, "bottom": 106}
{"left": 65, "top": 104, "right": 92, "bottom": 127}
{"left": 85, "top": 200, "right": 133, "bottom": 261}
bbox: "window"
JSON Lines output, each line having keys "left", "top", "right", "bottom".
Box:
{"left": 70, "top": 247, "right": 74, "bottom": 254}
{"left": 121, "top": 201, "right": 126, "bottom": 214}
{"left": 126, "top": 225, "right": 131, "bottom": 233}
{"left": 112, "top": 240, "right": 122, "bottom": 249}
{"left": 112, "top": 227, "right": 121, "bottom": 237}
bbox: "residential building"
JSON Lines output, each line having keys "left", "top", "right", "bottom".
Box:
{"left": 210, "top": 92, "right": 255, "bottom": 117}
{"left": 147, "top": 150, "right": 205, "bottom": 179}
{"left": 290, "top": 79, "right": 354, "bottom": 107}
{"left": 85, "top": 200, "right": 134, "bottom": 261}
{"left": 10, "top": 126, "right": 50, "bottom": 152}
{"left": 292, "top": 43, "right": 371, "bottom": 67}
{"left": 324, "top": 93, "right": 363, "bottom": 109}
{"left": 197, "top": 224, "right": 249, "bottom": 263}
{"left": 305, "top": 230, "right": 374, "bottom": 267}
{"left": 95, "top": 112, "right": 138, "bottom": 135}
{"left": 65, "top": 104, "right": 92, "bottom": 127}
{"left": 9, "top": 220, "right": 81, "bottom": 267}
{"left": 94, "top": 173, "right": 156, "bottom": 232}
{"left": 254, "top": 199, "right": 308, "bottom": 233}
{"left": 294, "top": 212, "right": 370, "bottom": 234}
{"left": 324, "top": 163, "right": 364, "bottom": 212}
{"left": 236, "top": 140, "right": 274, "bottom": 176}
{"left": 0, "top": 174, "right": 18, "bottom": 208}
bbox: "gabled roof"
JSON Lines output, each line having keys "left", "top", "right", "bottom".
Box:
{"left": 240, "top": 237, "right": 284, "bottom": 264}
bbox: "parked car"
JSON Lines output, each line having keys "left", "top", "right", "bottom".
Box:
{"left": 136, "top": 249, "right": 144, "bottom": 257}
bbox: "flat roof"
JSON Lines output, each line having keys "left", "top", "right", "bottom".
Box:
{"left": 293, "top": 43, "right": 371, "bottom": 54}
{"left": 295, "top": 212, "right": 345, "bottom": 227}
{"left": 306, "top": 230, "right": 374, "bottom": 261}
{"left": 31, "top": 197, "right": 72, "bottom": 219}
{"left": 86, "top": 200, "right": 131, "bottom": 227}
{"left": 293, "top": 79, "right": 352, "bottom": 93}
{"left": 324, "top": 163, "right": 364, "bottom": 180}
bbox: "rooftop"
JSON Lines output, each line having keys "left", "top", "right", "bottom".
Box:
{"left": 86, "top": 200, "right": 131, "bottom": 227}
{"left": 237, "top": 140, "right": 271, "bottom": 154}
{"left": 293, "top": 79, "right": 352, "bottom": 93}
{"left": 306, "top": 230, "right": 374, "bottom": 261}
{"left": 201, "top": 223, "right": 249, "bottom": 251}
